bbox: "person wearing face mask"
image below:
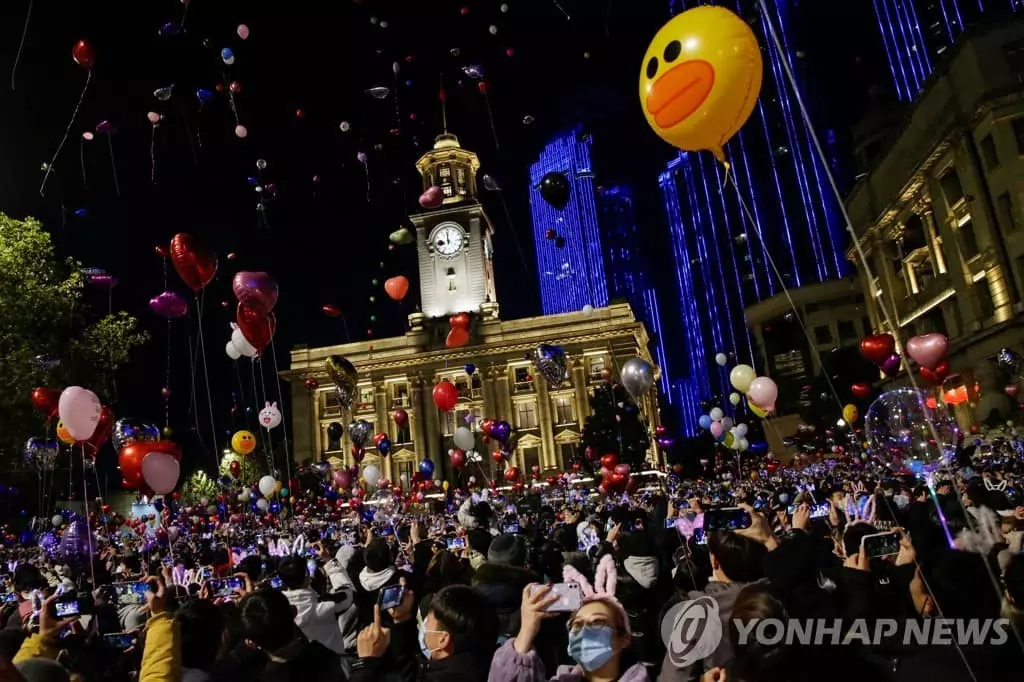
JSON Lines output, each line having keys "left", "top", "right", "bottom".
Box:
{"left": 491, "top": 554, "right": 650, "bottom": 682}
{"left": 350, "top": 584, "right": 496, "bottom": 682}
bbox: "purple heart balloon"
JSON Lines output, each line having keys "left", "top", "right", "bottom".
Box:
{"left": 149, "top": 291, "right": 188, "bottom": 319}
{"left": 490, "top": 420, "right": 511, "bottom": 446}
{"left": 232, "top": 271, "right": 279, "bottom": 316}
{"left": 905, "top": 333, "right": 948, "bottom": 370}
{"left": 881, "top": 353, "right": 902, "bottom": 377}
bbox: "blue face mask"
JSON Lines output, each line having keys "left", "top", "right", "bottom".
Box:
{"left": 567, "top": 625, "right": 616, "bottom": 672}
{"left": 418, "top": 620, "right": 444, "bottom": 660}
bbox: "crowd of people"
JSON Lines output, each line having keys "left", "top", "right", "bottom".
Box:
{"left": 2, "top": 443, "right": 1024, "bottom": 682}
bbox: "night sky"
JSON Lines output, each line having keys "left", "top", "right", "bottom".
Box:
{"left": 0, "top": 0, "right": 889, "bottom": 469}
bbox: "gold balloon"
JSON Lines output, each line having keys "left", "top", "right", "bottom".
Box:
{"left": 325, "top": 355, "right": 359, "bottom": 409}
{"left": 231, "top": 430, "right": 257, "bottom": 455}
{"left": 843, "top": 404, "right": 859, "bottom": 424}
{"left": 56, "top": 419, "right": 76, "bottom": 445}
{"left": 749, "top": 402, "right": 769, "bottom": 418}
{"left": 639, "top": 6, "right": 762, "bottom": 163}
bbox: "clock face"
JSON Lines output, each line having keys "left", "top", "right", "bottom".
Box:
{"left": 431, "top": 223, "right": 465, "bottom": 258}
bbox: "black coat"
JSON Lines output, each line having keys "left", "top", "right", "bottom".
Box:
{"left": 259, "top": 641, "right": 346, "bottom": 682}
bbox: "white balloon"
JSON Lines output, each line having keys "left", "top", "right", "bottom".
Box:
{"left": 199, "top": 497, "right": 209, "bottom": 506}
{"left": 231, "top": 329, "right": 258, "bottom": 358}
{"left": 581, "top": 304, "right": 595, "bottom": 317}
{"left": 735, "top": 423, "right": 748, "bottom": 438}
{"left": 730, "top": 364, "right": 756, "bottom": 393}
{"left": 51, "top": 514, "right": 63, "bottom": 528}
{"left": 258, "top": 475, "right": 278, "bottom": 497}
{"left": 240, "top": 489, "right": 251, "bottom": 502}
{"left": 226, "top": 341, "right": 241, "bottom": 360}
{"left": 715, "top": 353, "right": 728, "bottom": 366}
{"left": 363, "top": 464, "right": 382, "bottom": 488}
{"left": 709, "top": 407, "right": 724, "bottom": 422}
{"left": 720, "top": 417, "right": 734, "bottom": 431}
{"left": 453, "top": 426, "right": 475, "bottom": 450}
{"left": 729, "top": 392, "right": 741, "bottom": 406}
{"left": 737, "top": 438, "right": 749, "bottom": 452}
{"left": 256, "top": 499, "right": 269, "bottom": 511}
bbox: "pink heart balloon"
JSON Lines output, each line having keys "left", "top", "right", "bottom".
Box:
{"left": 418, "top": 185, "right": 444, "bottom": 209}
{"left": 905, "top": 333, "right": 948, "bottom": 370}
{"left": 232, "top": 271, "right": 279, "bottom": 316}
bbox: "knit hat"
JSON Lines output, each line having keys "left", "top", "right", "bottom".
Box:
{"left": 487, "top": 533, "right": 527, "bottom": 567}
{"left": 563, "top": 554, "right": 631, "bottom": 636}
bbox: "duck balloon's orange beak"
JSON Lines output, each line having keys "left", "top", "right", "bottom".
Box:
{"left": 646, "top": 60, "right": 715, "bottom": 129}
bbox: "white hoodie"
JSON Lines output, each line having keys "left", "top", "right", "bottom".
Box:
{"left": 282, "top": 587, "right": 347, "bottom": 654}
{"left": 323, "top": 546, "right": 360, "bottom": 651}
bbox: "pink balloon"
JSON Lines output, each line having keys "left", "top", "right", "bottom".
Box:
{"left": 141, "top": 451, "right": 180, "bottom": 495}
{"left": 709, "top": 421, "right": 724, "bottom": 438}
{"left": 232, "top": 271, "right": 279, "bottom": 315}
{"left": 237, "top": 24, "right": 250, "bottom": 40}
{"left": 333, "top": 469, "right": 352, "bottom": 490}
{"left": 235, "top": 125, "right": 248, "bottom": 138}
{"left": 58, "top": 386, "right": 102, "bottom": 440}
{"left": 746, "top": 377, "right": 779, "bottom": 408}
{"left": 418, "top": 185, "right": 444, "bottom": 209}
{"left": 905, "top": 333, "right": 948, "bottom": 370}
{"left": 147, "top": 112, "right": 160, "bottom": 124}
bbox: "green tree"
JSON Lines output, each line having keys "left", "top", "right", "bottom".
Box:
{"left": 578, "top": 382, "right": 651, "bottom": 473}
{"left": 0, "top": 213, "right": 148, "bottom": 464}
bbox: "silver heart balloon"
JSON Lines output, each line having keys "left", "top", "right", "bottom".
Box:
{"left": 24, "top": 438, "right": 59, "bottom": 471}
{"left": 532, "top": 343, "right": 568, "bottom": 388}
{"left": 112, "top": 418, "right": 160, "bottom": 452}
{"left": 620, "top": 357, "right": 655, "bottom": 398}
{"left": 348, "top": 420, "right": 373, "bottom": 449}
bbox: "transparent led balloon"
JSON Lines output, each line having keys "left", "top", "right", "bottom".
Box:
{"left": 865, "top": 388, "right": 959, "bottom": 463}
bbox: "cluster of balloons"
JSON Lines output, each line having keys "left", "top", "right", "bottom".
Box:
{"left": 51, "top": 387, "right": 115, "bottom": 458}
{"left": 232, "top": 271, "right": 279, "bottom": 356}
{"left": 115, "top": 418, "right": 181, "bottom": 494}
{"left": 697, "top": 408, "right": 753, "bottom": 452}
{"left": 595, "top": 453, "right": 635, "bottom": 495}
{"left": 860, "top": 332, "right": 950, "bottom": 386}
{"left": 727, "top": 362, "right": 777, "bottom": 416}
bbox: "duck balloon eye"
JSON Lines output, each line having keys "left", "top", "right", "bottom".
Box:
{"left": 646, "top": 57, "right": 659, "bottom": 79}
{"left": 663, "top": 40, "right": 681, "bottom": 63}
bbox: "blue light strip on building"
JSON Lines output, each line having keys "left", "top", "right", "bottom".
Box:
{"left": 642, "top": 287, "right": 671, "bottom": 398}
{"left": 528, "top": 131, "right": 609, "bottom": 315}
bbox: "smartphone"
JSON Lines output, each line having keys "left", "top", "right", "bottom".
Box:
{"left": 861, "top": 531, "right": 900, "bottom": 558}
{"left": 2, "top": 593, "right": 17, "bottom": 604}
{"left": 503, "top": 522, "right": 520, "bottom": 534}
{"left": 665, "top": 518, "right": 677, "bottom": 529}
{"left": 787, "top": 502, "right": 830, "bottom": 519}
{"left": 201, "top": 533, "right": 213, "bottom": 540}
{"left": 54, "top": 595, "right": 93, "bottom": 617}
{"left": 694, "top": 528, "right": 708, "bottom": 546}
{"left": 378, "top": 584, "right": 405, "bottom": 610}
{"left": 530, "top": 582, "right": 581, "bottom": 612}
{"left": 703, "top": 507, "right": 752, "bottom": 531}
{"left": 206, "top": 577, "right": 244, "bottom": 598}
{"left": 112, "top": 581, "right": 150, "bottom": 606}
{"left": 102, "top": 632, "right": 138, "bottom": 650}
{"left": 269, "top": 576, "right": 283, "bottom": 590}
{"left": 446, "top": 536, "right": 467, "bottom": 551}
{"left": 374, "top": 527, "right": 393, "bottom": 537}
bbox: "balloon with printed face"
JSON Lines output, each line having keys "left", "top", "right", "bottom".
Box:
{"left": 232, "top": 430, "right": 257, "bottom": 455}
{"left": 259, "top": 402, "right": 282, "bottom": 429}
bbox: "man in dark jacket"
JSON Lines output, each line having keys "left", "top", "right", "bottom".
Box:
{"left": 350, "top": 584, "right": 496, "bottom": 682}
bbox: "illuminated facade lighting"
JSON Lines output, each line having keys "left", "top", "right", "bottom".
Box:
{"left": 529, "top": 130, "right": 609, "bottom": 315}
{"left": 872, "top": 0, "right": 1021, "bottom": 100}
{"left": 659, "top": 0, "right": 848, "bottom": 435}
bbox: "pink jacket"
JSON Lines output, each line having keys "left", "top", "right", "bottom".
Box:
{"left": 488, "top": 639, "right": 651, "bottom": 682}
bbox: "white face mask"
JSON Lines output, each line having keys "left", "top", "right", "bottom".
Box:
{"left": 893, "top": 494, "right": 910, "bottom": 509}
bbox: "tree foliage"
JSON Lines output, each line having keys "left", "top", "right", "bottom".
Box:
{"left": 0, "top": 213, "right": 149, "bottom": 464}
{"left": 180, "top": 470, "right": 219, "bottom": 506}
{"left": 578, "top": 382, "right": 651, "bottom": 472}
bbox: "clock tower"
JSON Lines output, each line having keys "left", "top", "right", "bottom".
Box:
{"left": 409, "top": 133, "right": 499, "bottom": 325}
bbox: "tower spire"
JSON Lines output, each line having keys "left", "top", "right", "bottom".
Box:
{"left": 439, "top": 73, "right": 448, "bottom": 134}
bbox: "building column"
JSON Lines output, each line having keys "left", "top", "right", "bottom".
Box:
{"left": 374, "top": 381, "right": 392, "bottom": 481}
{"left": 291, "top": 380, "right": 315, "bottom": 465}
{"left": 920, "top": 205, "right": 947, "bottom": 275}
{"left": 495, "top": 368, "right": 512, "bottom": 421}
{"left": 571, "top": 358, "right": 589, "bottom": 429}
{"left": 482, "top": 365, "right": 499, "bottom": 421}
{"left": 873, "top": 241, "right": 905, "bottom": 332}
{"left": 410, "top": 374, "right": 427, "bottom": 461}
{"left": 926, "top": 175, "right": 977, "bottom": 328}
{"left": 534, "top": 374, "right": 556, "bottom": 470}
{"left": 422, "top": 373, "right": 442, "bottom": 466}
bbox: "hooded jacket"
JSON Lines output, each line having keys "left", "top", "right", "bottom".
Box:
{"left": 658, "top": 580, "right": 750, "bottom": 682}
{"left": 282, "top": 587, "right": 349, "bottom": 655}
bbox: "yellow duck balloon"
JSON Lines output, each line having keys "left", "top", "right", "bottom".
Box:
{"left": 232, "top": 430, "right": 257, "bottom": 455}
{"left": 639, "top": 6, "right": 762, "bottom": 163}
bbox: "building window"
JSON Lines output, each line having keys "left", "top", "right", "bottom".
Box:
{"left": 438, "top": 164, "right": 454, "bottom": 197}
{"left": 513, "top": 367, "right": 532, "bottom": 392}
{"left": 325, "top": 424, "right": 342, "bottom": 452}
{"left": 455, "top": 167, "right": 467, "bottom": 195}
{"left": 559, "top": 443, "right": 577, "bottom": 469}
{"left": 393, "top": 419, "right": 411, "bottom": 444}
{"left": 977, "top": 277, "right": 996, "bottom": 320}
{"left": 981, "top": 134, "right": 999, "bottom": 170}
{"left": 837, "top": 320, "right": 857, "bottom": 342}
{"left": 324, "top": 391, "right": 340, "bottom": 412}
{"left": 862, "top": 317, "right": 873, "bottom": 335}
{"left": 358, "top": 386, "right": 374, "bottom": 409}
{"left": 939, "top": 168, "right": 964, "bottom": 206}
{"left": 391, "top": 382, "right": 409, "bottom": 408}
{"left": 471, "top": 374, "right": 482, "bottom": 398}
{"left": 996, "top": 192, "right": 1019, "bottom": 234}
{"left": 588, "top": 357, "right": 606, "bottom": 381}
{"left": 521, "top": 447, "right": 541, "bottom": 476}
{"left": 398, "top": 460, "right": 414, "bottom": 489}
{"left": 516, "top": 401, "right": 538, "bottom": 429}
{"left": 553, "top": 395, "right": 575, "bottom": 424}
{"left": 813, "top": 325, "right": 831, "bottom": 344}
{"left": 455, "top": 377, "right": 471, "bottom": 400}
{"left": 958, "top": 216, "right": 979, "bottom": 259}
{"left": 1013, "top": 118, "right": 1024, "bottom": 155}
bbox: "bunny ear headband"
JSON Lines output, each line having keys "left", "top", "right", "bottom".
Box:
{"left": 984, "top": 478, "right": 1008, "bottom": 492}
{"left": 563, "top": 554, "right": 618, "bottom": 599}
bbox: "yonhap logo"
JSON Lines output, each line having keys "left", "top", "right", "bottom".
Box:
{"left": 660, "top": 596, "right": 723, "bottom": 668}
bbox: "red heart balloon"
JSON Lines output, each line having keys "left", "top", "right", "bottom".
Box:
{"left": 170, "top": 233, "right": 218, "bottom": 292}
{"left": 236, "top": 302, "right": 277, "bottom": 354}
{"left": 608, "top": 472, "right": 627, "bottom": 488}
{"left": 920, "top": 358, "right": 950, "bottom": 386}
{"left": 850, "top": 382, "right": 872, "bottom": 400}
{"left": 449, "top": 312, "right": 470, "bottom": 330}
{"left": 31, "top": 387, "right": 61, "bottom": 418}
{"left": 504, "top": 466, "right": 520, "bottom": 482}
{"left": 445, "top": 327, "right": 469, "bottom": 348}
{"left": 859, "top": 334, "right": 896, "bottom": 365}
{"left": 82, "top": 406, "right": 115, "bottom": 457}
{"left": 232, "top": 271, "right": 279, "bottom": 316}
{"left": 600, "top": 453, "right": 618, "bottom": 469}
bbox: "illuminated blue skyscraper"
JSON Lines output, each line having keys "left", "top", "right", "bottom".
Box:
{"left": 659, "top": 0, "right": 849, "bottom": 434}
{"left": 596, "top": 186, "right": 671, "bottom": 398}
{"left": 529, "top": 131, "right": 609, "bottom": 315}
{"left": 872, "top": 0, "right": 1022, "bottom": 100}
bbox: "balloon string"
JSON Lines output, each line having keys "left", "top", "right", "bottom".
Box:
{"left": 270, "top": 339, "right": 293, "bottom": 495}
{"left": 482, "top": 93, "right": 500, "bottom": 150}
{"left": 81, "top": 445, "right": 96, "bottom": 588}
{"left": 150, "top": 125, "right": 158, "bottom": 183}
{"left": 79, "top": 137, "right": 89, "bottom": 191}
{"left": 10, "top": 0, "right": 33, "bottom": 91}
{"left": 40, "top": 70, "right": 92, "bottom": 197}
{"left": 195, "top": 293, "right": 221, "bottom": 473}
{"left": 186, "top": 306, "right": 207, "bottom": 454}
{"left": 253, "top": 359, "right": 272, "bottom": 471}
{"left": 495, "top": 191, "right": 531, "bottom": 273}
{"left": 550, "top": 0, "right": 571, "bottom": 19}
{"left": 106, "top": 133, "right": 120, "bottom": 197}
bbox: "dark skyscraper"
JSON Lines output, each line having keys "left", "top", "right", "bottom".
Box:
{"left": 873, "top": 0, "right": 1022, "bottom": 100}
{"left": 658, "top": 0, "right": 849, "bottom": 434}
